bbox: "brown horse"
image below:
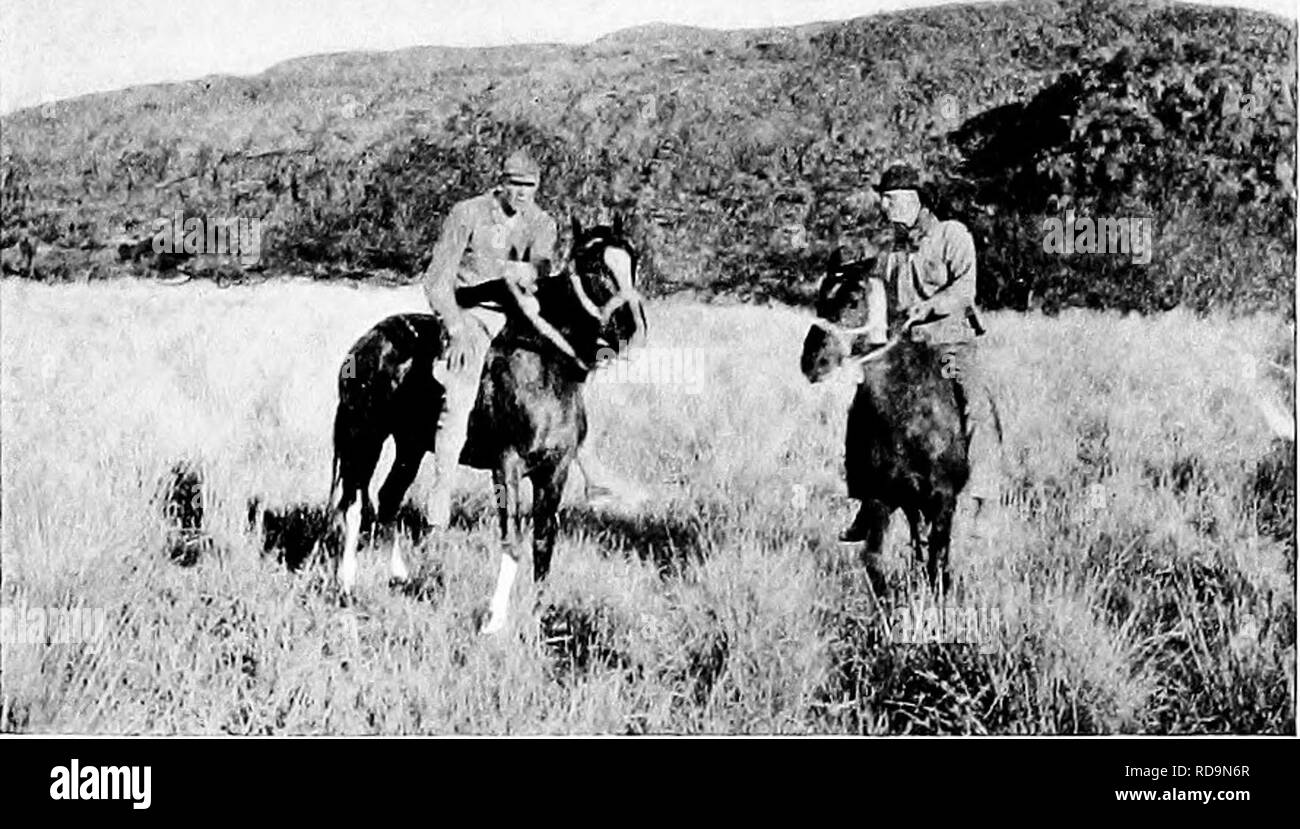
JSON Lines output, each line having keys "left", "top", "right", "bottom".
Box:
{"left": 328, "top": 215, "right": 646, "bottom": 631}
{"left": 800, "top": 249, "right": 969, "bottom": 591}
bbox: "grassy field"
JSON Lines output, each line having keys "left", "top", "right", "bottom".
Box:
{"left": 0, "top": 278, "right": 1294, "bottom": 734}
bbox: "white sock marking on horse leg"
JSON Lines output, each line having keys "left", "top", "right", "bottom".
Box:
{"left": 389, "top": 535, "right": 408, "bottom": 582}
{"left": 339, "top": 497, "right": 362, "bottom": 594}
{"left": 481, "top": 553, "right": 518, "bottom": 635}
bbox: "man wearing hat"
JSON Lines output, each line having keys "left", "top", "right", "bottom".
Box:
{"left": 422, "top": 150, "right": 634, "bottom": 528}
{"left": 840, "top": 162, "right": 999, "bottom": 542}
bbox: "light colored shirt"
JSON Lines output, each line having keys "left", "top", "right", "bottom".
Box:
{"left": 883, "top": 208, "right": 980, "bottom": 344}
{"left": 423, "top": 189, "right": 558, "bottom": 318}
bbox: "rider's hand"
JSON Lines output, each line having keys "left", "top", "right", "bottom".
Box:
{"left": 502, "top": 261, "right": 538, "bottom": 292}
{"left": 442, "top": 315, "right": 472, "bottom": 374}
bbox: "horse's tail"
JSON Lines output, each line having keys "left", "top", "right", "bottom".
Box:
{"left": 328, "top": 450, "right": 341, "bottom": 511}
{"left": 328, "top": 397, "right": 345, "bottom": 512}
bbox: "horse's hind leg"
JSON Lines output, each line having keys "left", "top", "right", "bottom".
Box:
{"left": 482, "top": 456, "right": 524, "bottom": 635}
{"left": 903, "top": 505, "right": 926, "bottom": 564}
{"left": 856, "top": 499, "right": 892, "bottom": 561}
{"left": 856, "top": 499, "right": 893, "bottom": 598}
{"left": 336, "top": 485, "right": 364, "bottom": 598}
{"left": 377, "top": 436, "right": 423, "bottom": 584}
{"left": 334, "top": 432, "right": 384, "bottom": 598}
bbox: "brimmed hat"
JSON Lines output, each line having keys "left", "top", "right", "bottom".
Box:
{"left": 502, "top": 150, "right": 540, "bottom": 185}
{"left": 876, "top": 162, "right": 922, "bottom": 193}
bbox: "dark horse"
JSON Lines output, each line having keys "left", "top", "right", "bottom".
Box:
{"left": 328, "top": 215, "right": 646, "bottom": 632}
{"left": 800, "top": 249, "right": 969, "bottom": 591}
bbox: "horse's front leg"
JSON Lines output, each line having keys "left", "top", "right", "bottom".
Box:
{"left": 926, "top": 498, "right": 956, "bottom": 597}
{"left": 481, "top": 456, "right": 524, "bottom": 635}
{"left": 336, "top": 489, "right": 363, "bottom": 599}
{"left": 332, "top": 439, "right": 383, "bottom": 601}
{"left": 857, "top": 498, "right": 893, "bottom": 599}
{"left": 531, "top": 463, "right": 569, "bottom": 583}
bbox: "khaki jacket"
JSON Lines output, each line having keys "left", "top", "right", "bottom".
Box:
{"left": 883, "top": 209, "right": 983, "bottom": 344}
{"left": 423, "top": 189, "right": 558, "bottom": 319}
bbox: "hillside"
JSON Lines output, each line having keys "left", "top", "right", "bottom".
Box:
{"left": 0, "top": 0, "right": 1295, "bottom": 313}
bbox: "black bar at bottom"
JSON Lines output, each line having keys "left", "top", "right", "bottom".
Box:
{"left": 0, "top": 736, "right": 1290, "bottom": 817}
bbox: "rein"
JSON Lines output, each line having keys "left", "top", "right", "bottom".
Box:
{"left": 811, "top": 317, "right": 904, "bottom": 369}
{"left": 515, "top": 239, "right": 641, "bottom": 370}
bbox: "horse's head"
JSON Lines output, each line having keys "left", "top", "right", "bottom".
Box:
{"left": 801, "top": 248, "right": 881, "bottom": 383}
{"left": 565, "top": 213, "right": 648, "bottom": 363}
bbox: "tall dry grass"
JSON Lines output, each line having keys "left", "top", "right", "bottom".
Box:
{"left": 0, "top": 278, "right": 1293, "bottom": 733}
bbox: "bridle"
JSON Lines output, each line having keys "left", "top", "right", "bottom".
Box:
{"left": 811, "top": 316, "right": 905, "bottom": 369}
{"left": 568, "top": 238, "right": 644, "bottom": 326}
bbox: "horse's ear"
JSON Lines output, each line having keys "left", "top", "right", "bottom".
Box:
{"left": 612, "top": 212, "right": 625, "bottom": 238}
{"left": 827, "top": 248, "right": 843, "bottom": 273}
{"left": 507, "top": 246, "right": 520, "bottom": 261}
{"left": 571, "top": 215, "right": 583, "bottom": 243}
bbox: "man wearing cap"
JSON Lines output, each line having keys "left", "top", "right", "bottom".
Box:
{"left": 422, "top": 150, "right": 634, "bottom": 529}
{"left": 422, "top": 150, "right": 573, "bottom": 528}
{"left": 840, "top": 162, "right": 1000, "bottom": 542}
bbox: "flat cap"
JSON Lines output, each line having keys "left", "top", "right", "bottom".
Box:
{"left": 877, "top": 162, "right": 922, "bottom": 192}
{"left": 502, "top": 150, "right": 540, "bottom": 184}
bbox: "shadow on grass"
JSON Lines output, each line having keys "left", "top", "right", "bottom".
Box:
{"left": 809, "top": 569, "right": 1031, "bottom": 734}
{"left": 537, "top": 598, "right": 728, "bottom": 722}
{"left": 1250, "top": 437, "right": 1296, "bottom": 554}
{"left": 540, "top": 600, "right": 636, "bottom": 680}
{"left": 247, "top": 498, "right": 436, "bottom": 573}
{"left": 437, "top": 488, "right": 714, "bottom": 577}
{"left": 557, "top": 504, "right": 710, "bottom": 577}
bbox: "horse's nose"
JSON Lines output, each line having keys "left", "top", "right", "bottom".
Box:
{"left": 801, "top": 325, "right": 841, "bottom": 383}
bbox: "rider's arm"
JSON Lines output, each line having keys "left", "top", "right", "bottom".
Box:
{"left": 502, "top": 213, "right": 582, "bottom": 366}
{"left": 500, "top": 268, "right": 587, "bottom": 370}
{"left": 423, "top": 202, "right": 473, "bottom": 324}
{"left": 908, "top": 223, "right": 976, "bottom": 324}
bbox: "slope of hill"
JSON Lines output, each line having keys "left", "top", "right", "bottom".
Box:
{"left": 0, "top": 0, "right": 1295, "bottom": 313}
